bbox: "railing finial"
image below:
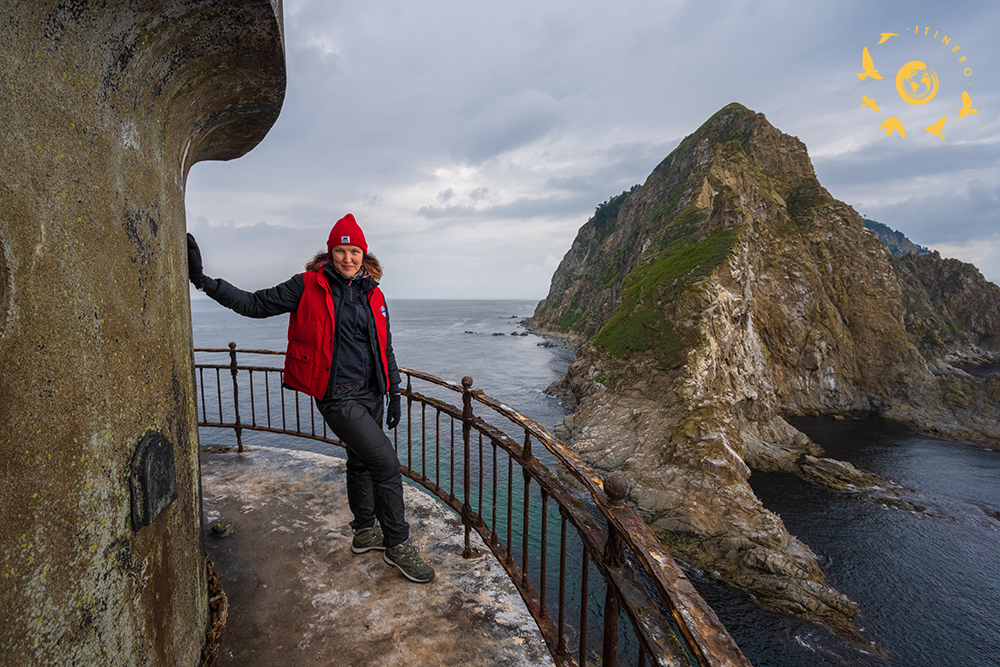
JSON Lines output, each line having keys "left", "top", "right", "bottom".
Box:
{"left": 604, "top": 472, "right": 629, "bottom": 507}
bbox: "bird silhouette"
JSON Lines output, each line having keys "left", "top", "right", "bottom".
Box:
{"left": 877, "top": 33, "right": 899, "bottom": 44}
{"left": 958, "top": 91, "right": 978, "bottom": 118}
{"left": 880, "top": 116, "right": 905, "bottom": 137}
{"left": 924, "top": 115, "right": 946, "bottom": 140}
{"left": 858, "top": 47, "right": 882, "bottom": 80}
{"left": 861, "top": 95, "right": 881, "bottom": 113}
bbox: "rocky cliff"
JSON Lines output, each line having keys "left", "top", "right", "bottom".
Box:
{"left": 863, "top": 218, "right": 930, "bottom": 258}
{"left": 896, "top": 250, "right": 1000, "bottom": 358}
{"left": 529, "top": 103, "right": 1000, "bottom": 640}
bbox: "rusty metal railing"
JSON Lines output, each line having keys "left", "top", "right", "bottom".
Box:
{"left": 194, "top": 343, "right": 752, "bottom": 667}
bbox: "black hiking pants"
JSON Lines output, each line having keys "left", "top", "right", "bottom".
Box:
{"left": 316, "top": 381, "right": 409, "bottom": 547}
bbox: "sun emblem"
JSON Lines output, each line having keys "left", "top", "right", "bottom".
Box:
{"left": 855, "top": 27, "right": 977, "bottom": 141}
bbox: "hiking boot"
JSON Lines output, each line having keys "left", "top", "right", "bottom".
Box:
{"left": 383, "top": 541, "right": 435, "bottom": 583}
{"left": 351, "top": 524, "right": 385, "bottom": 553}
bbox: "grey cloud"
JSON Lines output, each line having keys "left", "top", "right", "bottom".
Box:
{"left": 862, "top": 182, "right": 1000, "bottom": 245}
{"left": 457, "top": 89, "right": 562, "bottom": 164}
{"left": 416, "top": 203, "right": 476, "bottom": 220}
{"left": 541, "top": 140, "right": 677, "bottom": 197}
{"left": 187, "top": 217, "right": 324, "bottom": 289}
{"left": 416, "top": 189, "right": 603, "bottom": 226}
{"left": 815, "top": 142, "right": 1000, "bottom": 189}
{"left": 182, "top": 0, "right": 1000, "bottom": 299}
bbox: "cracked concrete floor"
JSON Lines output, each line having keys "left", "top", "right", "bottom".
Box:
{"left": 201, "top": 446, "right": 555, "bottom": 667}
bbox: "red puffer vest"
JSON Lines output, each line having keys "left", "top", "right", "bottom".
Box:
{"left": 282, "top": 270, "right": 391, "bottom": 399}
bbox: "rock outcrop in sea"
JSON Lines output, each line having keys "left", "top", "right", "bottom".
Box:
{"left": 529, "top": 103, "right": 1000, "bottom": 640}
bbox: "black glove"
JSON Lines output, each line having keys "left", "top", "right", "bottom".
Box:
{"left": 386, "top": 393, "right": 401, "bottom": 429}
{"left": 186, "top": 233, "right": 211, "bottom": 291}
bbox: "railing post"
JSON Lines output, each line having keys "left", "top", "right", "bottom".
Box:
{"left": 461, "top": 376, "right": 474, "bottom": 558}
{"left": 603, "top": 582, "right": 620, "bottom": 667}
{"left": 522, "top": 430, "right": 532, "bottom": 588}
{"left": 406, "top": 373, "right": 413, "bottom": 468}
{"left": 602, "top": 472, "right": 629, "bottom": 667}
{"left": 228, "top": 342, "right": 244, "bottom": 453}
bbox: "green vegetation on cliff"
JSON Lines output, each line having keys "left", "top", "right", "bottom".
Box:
{"left": 785, "top": 174, "right": 830, "bottom": 222}
{"left": 595, "top": 225, "right": 736, "bottom": 367}
{"left": 590, "top": 185, "right": 641, "bottom": 244}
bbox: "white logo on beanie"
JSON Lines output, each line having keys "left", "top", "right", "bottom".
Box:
{"left": 341, "top": 235, "right": 351, "bottom": 243}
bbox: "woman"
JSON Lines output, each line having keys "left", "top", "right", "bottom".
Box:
{"left": 187, "top": 214, "right": 434, "bottom": 583}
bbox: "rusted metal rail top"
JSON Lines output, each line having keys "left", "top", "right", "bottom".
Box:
{"left": 195, "top": 344, "right": 752, "bottom": 667}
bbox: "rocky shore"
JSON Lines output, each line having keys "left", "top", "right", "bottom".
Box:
{"left": 528, "top": 103, "right": 1000, "bottom": 641}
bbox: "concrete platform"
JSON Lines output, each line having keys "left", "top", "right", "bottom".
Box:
{"left": 200, "top": 446, "right": 554, "bottom": 667}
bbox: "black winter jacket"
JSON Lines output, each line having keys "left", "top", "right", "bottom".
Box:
{"left": 205, "top": 266, "right": 401, "bottom": 398}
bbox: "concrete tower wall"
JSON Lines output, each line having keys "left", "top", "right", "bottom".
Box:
{"left": 0, "top": 1, "right": 285, "bottom": 664}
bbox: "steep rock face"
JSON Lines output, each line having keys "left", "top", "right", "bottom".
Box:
{"left": 896, "top": 251, "right": 1000, "bottom": 357}
{"left": 530, "top": 103, "right": 1000, "bottom": 639}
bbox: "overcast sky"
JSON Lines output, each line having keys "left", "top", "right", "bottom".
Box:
{"left": 185, "top": 0, "right": 999, "bottom": 299}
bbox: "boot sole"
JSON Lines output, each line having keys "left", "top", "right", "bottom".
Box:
{"left": 351, "top": 544, "right": 386, "bottom": 554}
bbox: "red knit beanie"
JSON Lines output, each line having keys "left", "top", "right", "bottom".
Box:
{"left": 327, "top": 214, "right": 368, "bottom": 254}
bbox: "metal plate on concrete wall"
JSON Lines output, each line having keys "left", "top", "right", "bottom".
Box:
{"left": 130, "top": 431, "right": 178, "bottom": 530}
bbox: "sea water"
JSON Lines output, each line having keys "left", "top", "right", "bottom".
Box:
{"left": 191, "top": 297, "right": 574, "bottom": 433}
{"left": 681, "top": 417, "right": 1000, "bottom": 667}
{"left": 191, "top": 297, "right": 1000, "bottom": 667}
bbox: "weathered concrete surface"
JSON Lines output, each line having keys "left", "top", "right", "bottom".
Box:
{"left": 0, "top": 2, "right": 285, "bottom": 665}
{"left": 201, "top": 447, "right": 554, "bottom": 667}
